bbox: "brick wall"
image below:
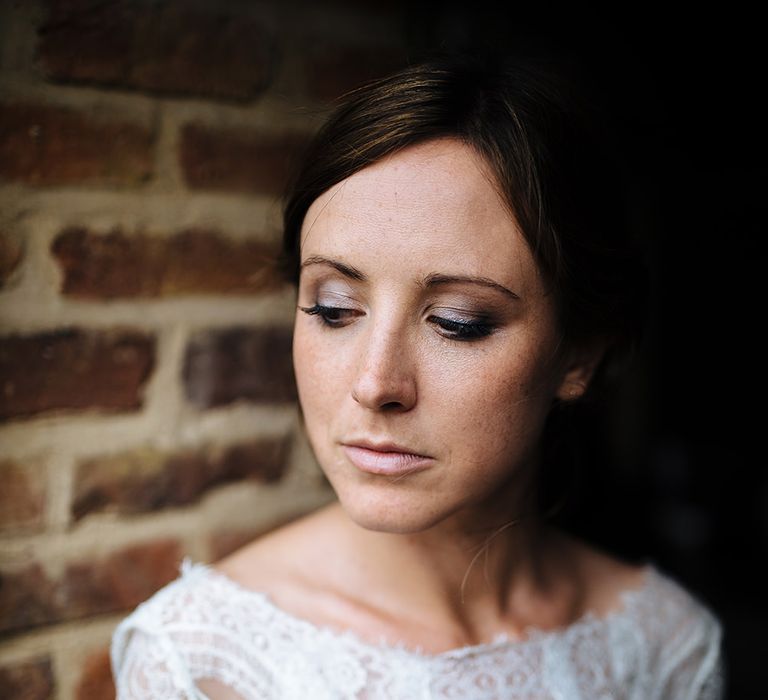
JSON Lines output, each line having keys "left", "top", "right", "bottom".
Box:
{"left": 0, "top": 2, "right": 410, "bottom": 698}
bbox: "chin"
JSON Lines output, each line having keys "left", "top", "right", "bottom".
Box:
{"left": 335, "top": 486, "right": 456, "bottom": 535}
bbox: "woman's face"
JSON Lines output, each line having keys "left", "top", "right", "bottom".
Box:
{"left": 293, "top": 138, "right": 584, "bottom": 534}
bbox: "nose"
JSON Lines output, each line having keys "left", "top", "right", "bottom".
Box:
{"left": 351, "top": 324, "right": 417, "bottom": 412}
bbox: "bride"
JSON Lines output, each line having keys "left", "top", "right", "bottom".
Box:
{"left": 111, "top": 52, "right": 723, "bottom": 699}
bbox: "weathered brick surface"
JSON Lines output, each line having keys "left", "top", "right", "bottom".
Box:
{"left": 0, "top": 563, "right": 57, "bottom": 633}
{"left": 300, "top": 43, "right": 405, "bottom": 101}
{"left": 0, "top": 656, "right": 55, "bottom": 700}
{"left": 0, "top": 329, "right": 155, "bottom": 422}
{"left": 51, "top": 226, "right": 283, "bottom": 298}
{"left": 38, "top": 0, "right": 277, "bottom": 101}
{"left": 73, "top": 437, "right": 291, "bottom": 521}
{"left": 0, "top": 539, "right": 181, "bottom": 634}
{"left": 0, "top": 460, "right": 46, "bottom": 533}
{"left": 0, "top": 3, "right": 412, "bottom": 693}
{"left": 75, "top": 649, "right": 115, "bottom": 700}
{"left": 180, "top": 124, "right": 308, "bottom": 195}
{"left": 0, "top": 102, "right": 153, "bottom": 186}
{"left": 0, "top": 232, "right": 23, "bottom": 289}
{"left": 183, "top": 326, "right": 296, "bottom": 408}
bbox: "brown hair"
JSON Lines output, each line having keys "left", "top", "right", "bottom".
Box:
{"left": 282, "top": 51, "right": 647, "bottom": 390}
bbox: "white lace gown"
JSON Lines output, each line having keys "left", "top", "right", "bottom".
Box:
{"left": 111, "top": 560, "right": 723, "bottom": 699}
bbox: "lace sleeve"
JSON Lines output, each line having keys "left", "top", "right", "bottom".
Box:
{"left": 111, "top": 620, "right": 208, "bottom": 700}
{"left": 653, "top": 605, "right": 724, "bottom": 700}
{"left": 110, "top": 564, "right": 278, "bottom": 700}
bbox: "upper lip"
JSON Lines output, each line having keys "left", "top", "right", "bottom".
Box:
{"left": 342, "top": 439, "right": 431, "bottom": 458}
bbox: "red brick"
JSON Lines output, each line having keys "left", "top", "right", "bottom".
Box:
{"left": 0, "top": 232, "right": 23, "bottom": 288}
{"left": 72, "top": 436, "right": 290, "bottom": 521}
{"left": 0, "top": 657, "right": 55, "bottom": 700}
{"left": 180, "top": 124, "right": 308, "bottom": 195}
{"left": 38, "top": 0, "right": 277, "bottom": 101}
{"left": 51, "top": 227, "right": 283, "bottom": 299}
{"left": 0, "top": 563, "right": 58, "bottom": 632}
{"left": 183, "top": 326, "right": 296, "bottom": 408}
{"left": 0, "top": 329, "right": 155, "bottom": 422}
{"left": 300, "top": 42, "right": 406, "bottom": 101}
{"left": 62, "top": 540, "right": 181, "bottom": 618}
{"left": 0, "top": 102, "right": 153, "bottom": 186}
{"left": 75, "top": 649, "right": 114, "bottom": 700}
{"left": 0, "top": 540, "right": 181, "bottom": 634}
{"left": 0, "top": 460, "right": 46, "bottom": 533}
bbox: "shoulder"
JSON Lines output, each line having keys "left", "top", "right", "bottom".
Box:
{"left": 113, "top": 559, "right": 240, "bottom": 643}
{"left": 110, "top": 560, "right": 283, "bottom": 699}
{"left": 633, "top": 567, "right": 722, "bottom": 644}
{"left": 558, "top": 533, "right": 719, "bottom": 640}
{"left": 213, "top": 504, "right": 346, "bottom": 620}
{"left": 643, "top": 567, "right": 723, "bottom": 653}
{"left": 568, "top": 534, "right": 723, "bottom": 664}
{"left": 557, "top": 536, "right": 724, "bottom": 698}
{"left": 618, "top": 567, "right": 724, "bottom": 699}
{"left": 110, "top": 560, "right": 204, "bottom": 698}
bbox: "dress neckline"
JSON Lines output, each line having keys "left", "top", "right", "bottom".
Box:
{"left": 180, "top": 559, "right": 659, "bottom": 660}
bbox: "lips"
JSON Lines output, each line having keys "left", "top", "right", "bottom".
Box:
{"left": 341, "top": 441, "right": 433, "bottom": 476}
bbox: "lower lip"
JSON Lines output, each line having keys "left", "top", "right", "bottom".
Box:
{"left": 342, "top": 445, "right": 433, "bottom": 476}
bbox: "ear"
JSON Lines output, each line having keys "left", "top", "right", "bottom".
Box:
{"left": 555, "top": 343, "right": 606, "bottom": 402}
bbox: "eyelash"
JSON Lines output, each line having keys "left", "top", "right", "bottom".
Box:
{"left": 299, "top": 304, "right": 495, "bottom": 341}
{"left": 299, "top": 304, "right": 357, "bottom": 327}
{"left": 427, "top": 315, "right": 495, "bottom": 340}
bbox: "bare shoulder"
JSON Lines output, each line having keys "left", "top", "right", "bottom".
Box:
{"left": 213, "top": 503, "right": 347, "bottom": 618}
{"left": 216, "top": 505, "right": 332, "bottom": 586}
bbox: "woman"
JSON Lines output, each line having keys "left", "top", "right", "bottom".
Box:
{"left": 111, "top": 53, "right": 723, "bottom": 699}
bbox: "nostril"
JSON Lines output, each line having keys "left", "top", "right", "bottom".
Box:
{"left": 351, "top": 335, "right": 417, "bottom": 411}
{"left": 351, "top": 375, "right": 416, "bottom": 412}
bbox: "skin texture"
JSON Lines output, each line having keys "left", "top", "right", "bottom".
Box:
{"left": 217, "top": 138, "right": 642, "bottom": 653}
{"left": 293, "top": 137, "right": 590, "bottom": 536}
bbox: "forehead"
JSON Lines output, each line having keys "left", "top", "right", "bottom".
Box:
{"left": 300, "top": 139, "right": 539, "bottom": 288}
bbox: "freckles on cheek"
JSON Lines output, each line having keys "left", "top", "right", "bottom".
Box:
{"left": 487, "top": 374, "right": 550, "bottom": 431}
{"left": 294, "top": 333, "right": 343, "bottom": 417}
{"left": 293, "top": 335, "right": 320, "bottom": 396}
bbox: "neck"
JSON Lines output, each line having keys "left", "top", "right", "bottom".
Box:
{"left": 323, "top": 498, "right": 567, "bottom": 646}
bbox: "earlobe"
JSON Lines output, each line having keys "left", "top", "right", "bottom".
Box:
{"left": 556, "top": 373, "right": 590, "bottom": 401}
{"left": 555, "top": 346, "right": 605, "bottom": 401}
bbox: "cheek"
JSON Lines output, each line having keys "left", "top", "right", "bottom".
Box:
{"left": 292, "top": 324, "right": 323, "bottom": 409}
{"left": 436, "top": 350, "right": 559, "bottom": 457}
{"left": 292, "top": 323, "right": 347, "bottom": 426}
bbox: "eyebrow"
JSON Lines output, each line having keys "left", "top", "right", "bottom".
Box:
{"left": 301, "top": 255, "right": 366, "bottom": 281}
{"left": 300, "top": 255, "right": 519, "bottom": 300}
{"left": 423, "top": 273, "right": 520, "bottom": 300}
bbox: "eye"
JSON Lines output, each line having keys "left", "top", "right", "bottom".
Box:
{"left": 428, "top": 314, "right": 495, "bottom": 341}
{"left": 299, "top": 304, "right": 361, "bottom": 328}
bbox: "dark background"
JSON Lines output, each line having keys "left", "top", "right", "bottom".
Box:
{"left": 402, "top": 3, "right": 766, "bottom": 697}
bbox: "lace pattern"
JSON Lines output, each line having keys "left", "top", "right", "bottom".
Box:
{"left": 111, "top": 560, "right": 723, "bottom": 699}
